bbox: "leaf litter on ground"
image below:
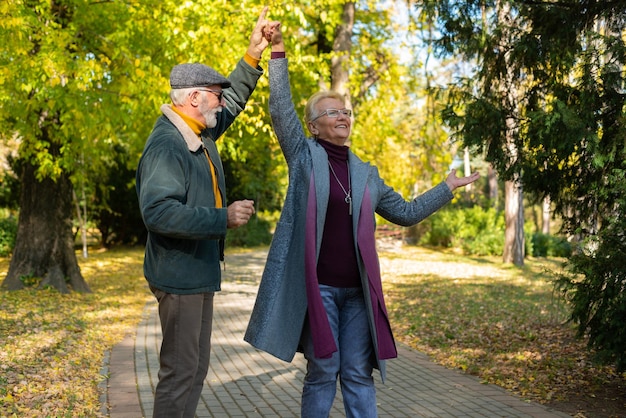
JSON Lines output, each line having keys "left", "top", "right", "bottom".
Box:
{"left": 0, "top": 246, "right": 151, "bottom": 417}
{"left": 1, "top": 243, "right": 625, "bottom": 417}
{"left": 380, "top": 242, "right": 626, "bottom": 418}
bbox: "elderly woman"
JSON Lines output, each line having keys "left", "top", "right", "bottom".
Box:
{"left": 245, "top": 25, "right": 479, "bottom": 417}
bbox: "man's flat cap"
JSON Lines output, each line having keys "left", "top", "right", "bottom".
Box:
{"left": 169, "top": 63, "right": 231, "bottom": 89}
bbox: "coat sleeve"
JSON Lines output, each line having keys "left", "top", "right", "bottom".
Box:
{"left": 268, "top": 58, "right": 309, "bottom": 163}
{"left": 372, "top": 165, "right": 454, "bottom": 226}
{"left": 136, "top": 123, "right": 227, "bottom": 240}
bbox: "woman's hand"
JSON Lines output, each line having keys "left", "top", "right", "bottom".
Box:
{"left": 263, "top": 20, "right": 284, "bottom": 51}
{"left": 445, "top": 169, "right": 480, "bottom": 191}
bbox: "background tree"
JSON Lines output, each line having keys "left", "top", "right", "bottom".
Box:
{"left": 0, "top": 0, "right": 161, "bottom": 292}
{"left": 409, "top": 0, "right": 626, "bottom": 368}
{"left": 409, "top": 0, "right": 532, "bottom": 265}
{"left": 0, "top": 0, "right": 460, "bottom": 293}
{"left": 0, "top": 1, "right": 282, "bottom": 292}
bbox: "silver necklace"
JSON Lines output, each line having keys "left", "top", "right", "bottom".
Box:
{"left": 328, "top": 161, "right": 352, "bottom": 215}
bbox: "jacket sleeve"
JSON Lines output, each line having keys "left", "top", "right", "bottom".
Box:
{"left": 136, "top": 125, "right": 228, "bottom": 240}
{"left": 207, "top": 58, "right": 264, "bottom": 141}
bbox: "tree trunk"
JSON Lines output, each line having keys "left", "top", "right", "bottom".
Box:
{"left": 503, "top": 178, "right": 525, "bottom": 265}
{"left": 463, "top": 147, "right": 472, "bottom": 193}
{"left": 488, "top": 164, "right": 498, "bottom": 205}
{"left": 514, "top": 181, "right": 525, "bottom": 264}
{"left": 3, "top": 160, "right": 90, "bottom": 293}
{"left": 542, "top": 195, "right": 550, "bottom": 234}
{"left": 497, "top": 1, "right": 524, "bottom": 266}
{"left": 331, "top": 1, "right": 355, "bottom": 102}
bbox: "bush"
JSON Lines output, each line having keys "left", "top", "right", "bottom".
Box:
{"left": 91, "top": 144, "right": 146, "bottom": 247}
{"left": 532, "top": 232, "right": 572, "bottom": 257}
{"left": 0, "top": 215, "right": 17, "bottom": 256}
{"left": 225, "top": 215, "right": 273, "bottom": 248}
{"left": 556, "top": 214, "right": 626, "bottom": 371}
{"left": 419, "top": 204, "right": 505, "bottom": 256}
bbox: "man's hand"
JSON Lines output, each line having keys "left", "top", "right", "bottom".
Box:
{"left": 227, "top": 200, "right": 256, "bottom": 229}
{"left": 247, "top": 6, "right": 274, "bottom": 59}
{"left": 445, "top": 169, "right": 480, "bottom": 191}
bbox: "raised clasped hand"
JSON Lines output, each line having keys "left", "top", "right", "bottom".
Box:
{"left": 249, "top": 6, "right": 282, "bottom": 57}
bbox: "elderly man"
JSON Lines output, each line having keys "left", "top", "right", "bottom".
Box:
{"left": 136, "top": 8, "right": 276, "bottom": 418}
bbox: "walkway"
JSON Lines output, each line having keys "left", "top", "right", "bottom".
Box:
{"left": 101, "top": 250, "right": 571, "bottom": 418}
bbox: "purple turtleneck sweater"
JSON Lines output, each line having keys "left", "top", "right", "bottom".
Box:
{"left": 317, "top": 139, "right": 360, "bottom": 288}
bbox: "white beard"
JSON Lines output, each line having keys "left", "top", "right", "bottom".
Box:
{"left": 199, "top": 95, "right": 220, "bottom": 128}
{"left": 203, "top": 110, "right": 218, "bottom": 128}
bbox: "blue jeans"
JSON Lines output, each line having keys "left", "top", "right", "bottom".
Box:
{"left": 301, "top": 285, "right": 377, "bottom": 418}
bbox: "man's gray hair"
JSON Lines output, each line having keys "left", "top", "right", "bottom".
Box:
{"left": 170, "top": 88, "right": 195, "bottom": 106}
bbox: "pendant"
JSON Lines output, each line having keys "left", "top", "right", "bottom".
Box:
{"left": 345, "top": 195, "right": 352, "bottom": 216}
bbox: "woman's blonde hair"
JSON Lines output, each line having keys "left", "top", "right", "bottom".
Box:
{"left": 304, "top": 90, "right": 346, "bottom": 124}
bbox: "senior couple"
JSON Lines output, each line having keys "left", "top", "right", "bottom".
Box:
{"left": 136, "top": 6, "right": 479, "bottom": 418}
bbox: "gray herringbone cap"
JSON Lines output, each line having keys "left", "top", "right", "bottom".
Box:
{"left": 169, "top": 63, "right": 231, "bottom": 89}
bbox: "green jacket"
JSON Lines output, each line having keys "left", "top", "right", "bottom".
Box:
{"left": 136, "top": 58, "right": 263, "bottom": 294}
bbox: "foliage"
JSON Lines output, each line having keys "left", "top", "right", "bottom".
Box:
{"left": 0, "top": 1, "right": 289, "bottom": 290}
{"left": 0, "top": 214, "right": 16, "bottom": 257}
{"left": 0, "top": 247, "right": 150, "bottom": 417}
{"left": 556, "top": 209, "right": 626, "bottom": 372}
{"left": 382, "top": 244, "right": 625, "bottom": 413}
{"left": 0, "top": 144, "right": 146, "bottom": 248}
{"left": 409, "top": 0, "right": 626, "bottom": 370}
{"left": 418, "top": 203, "right": 505, "bottom": 256}
{"left": 0, "top": 0, "right": 179, "bottom": 290}
{"left": 0, "top": 1, "right": 458, "bottom": 275}
{"left": 416, "top": 202, "right": 567, "bottom": 258}
{"left": 0, "top": 0, "right": 166, "bottom": 181}
{"left": 531, "top": 232, "right": 572, "bottom": 258}
{"left": 225, "top": 214, "right": 273, "bottom": 248}
{"left": 90, "top": 144, "right": 146, "bottom": 247}
{"left": 0, "top": 156, "right": 20, "bottom": 211}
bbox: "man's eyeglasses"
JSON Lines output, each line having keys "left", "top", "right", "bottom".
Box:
{"left": 311, "top": 108, "right": 352, "bottom": 122}
{"left": 196, "top": 88, "right": 224, "bottom": 102}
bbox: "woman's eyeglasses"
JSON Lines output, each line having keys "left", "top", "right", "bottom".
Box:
{"left": 311, "top": 108, "right": 352, "bottom": 122}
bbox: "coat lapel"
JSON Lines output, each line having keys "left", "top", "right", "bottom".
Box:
{"left": 348, "top": 152, "right": 369, "bottom": 230}
{"left": 308, "top": 140, "right": 330, "bottom": 254}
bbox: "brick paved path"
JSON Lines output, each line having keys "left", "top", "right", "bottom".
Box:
{"left": 102, "top": 250, "right": 571, "bottom": 418}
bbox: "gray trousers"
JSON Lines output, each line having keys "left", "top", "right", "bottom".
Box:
{"left": 150, "top": 286, "right": 214, "bottom": 418}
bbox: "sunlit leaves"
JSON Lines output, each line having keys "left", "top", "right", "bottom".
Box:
{"left": 2, "top": 0, "right": 459, "bottom": 216}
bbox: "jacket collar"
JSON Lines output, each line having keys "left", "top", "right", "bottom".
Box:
{"left": 160, "top": 104, "right": 203, "bottom": 152}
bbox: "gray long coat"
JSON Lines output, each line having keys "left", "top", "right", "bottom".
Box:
{"left": 244, "top": 58, "right": 453, "bottom": 379}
